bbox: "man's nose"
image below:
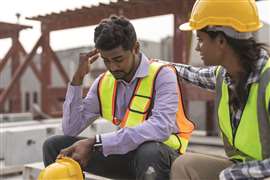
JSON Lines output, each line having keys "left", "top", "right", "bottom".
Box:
{"left": 109, "top": 62, "right": 120, "bottom": 71}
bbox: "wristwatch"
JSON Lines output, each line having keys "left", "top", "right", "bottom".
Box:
{"left": 92, "top": 134, "right": 103, "bottom": 152}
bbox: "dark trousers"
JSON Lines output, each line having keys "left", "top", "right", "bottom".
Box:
{"left": 43, "top": 135, "right": 179, "bottom": 180}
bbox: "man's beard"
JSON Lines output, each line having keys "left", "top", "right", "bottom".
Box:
{"left": 110, "top": 70, "right": 128, "bottom": 80}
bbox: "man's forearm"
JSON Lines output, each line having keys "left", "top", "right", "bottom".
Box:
{"left": 62, "top": 85, "right": 84, "bottom": 136}
{"left": 62, "top": 78, "right": 101, "bottom": 136}
{"left": 71, "top": 72, "right": 84, "bottom": 86}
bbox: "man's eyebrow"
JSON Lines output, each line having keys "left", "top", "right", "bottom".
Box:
{"left": 101, "top": 55, "right": 123, "bottom": 60}
{"left": 112, "top": 55, "right": 123, "bottom": 60}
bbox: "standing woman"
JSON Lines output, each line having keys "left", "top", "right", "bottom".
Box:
{"left": 171, "top": 0, "right": 270, "bottom": 179}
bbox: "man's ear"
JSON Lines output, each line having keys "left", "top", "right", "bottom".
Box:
{"left": 133, "top": 42, "right": 140, "bottom": 54}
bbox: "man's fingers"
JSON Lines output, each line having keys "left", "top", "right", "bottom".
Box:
{"left": 59, "top": 147, "right": 73, "bottom": 157}
{"left": 86, "top": 48, "right": 98, "bottom": 57}
{"left": 80, "top": 49, "right": 98, "bottom": 60}
{"left": 89, "top": 54, "right": 100, "bottom": 64}
{"left": 71, "top": 153, "right": 83, "bottom": 167}
{"left": 56, "top": 154, "right": 64, "bottom": 159}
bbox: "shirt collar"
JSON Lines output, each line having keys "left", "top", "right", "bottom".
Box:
{"left": 134, "top": 52, "right": 150, "bottom": 78}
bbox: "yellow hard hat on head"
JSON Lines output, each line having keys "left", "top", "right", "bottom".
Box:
{"left": 38, "top": 157, "right": 84, "bottom": 180}
{"left": 180, "top": 0, "right": 263, "bottom": 32}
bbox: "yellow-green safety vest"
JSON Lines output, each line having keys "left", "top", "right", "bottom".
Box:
{"left": 216, "top": 59, "right": 270, "bottom": 162}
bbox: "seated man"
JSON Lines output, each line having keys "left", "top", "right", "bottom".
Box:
{"left": 42, "top": 15, "right": 194, "bottom": 180}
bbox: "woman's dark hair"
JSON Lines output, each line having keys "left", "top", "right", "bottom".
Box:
{"left": 201, "top": 27, "right": 269, "bottom": 73}
{"left": 201, "top": 27, "right": 270, "bottom": 106}
{"left": 94, "top": 15, "right": 137, "bottom": 51}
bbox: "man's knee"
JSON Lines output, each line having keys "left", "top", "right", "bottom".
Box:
{"left": 43, "top": 136, "right": 55, "bottom": 149}
{"left": 42, "top": 135, "right": 64, "bottom": 166}
{"left": 135, "top": 142, "right": 167, "bottom": 163}
{"left": 43, "top": 135, "right": 64, "bottom": 153}
{"left": 134, "top": 142, "right": 176, "bottom": 180}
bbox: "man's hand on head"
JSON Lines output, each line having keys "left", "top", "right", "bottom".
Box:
{"left": 71, "top": 48, "right": 100, "bottom": 86}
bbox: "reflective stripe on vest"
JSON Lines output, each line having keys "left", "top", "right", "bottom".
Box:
{"left": 258, "top": 60, "right": 270, "bottom": 159}
{"left": 98, "top": 61, "right": 194, "bottom": 154}
{"left": 215, "top": 59, "right": 270, "bottom": 161}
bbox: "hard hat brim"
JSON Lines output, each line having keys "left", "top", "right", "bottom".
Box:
{"left": 179, "top": 22, "right": 193, "bottom": 31}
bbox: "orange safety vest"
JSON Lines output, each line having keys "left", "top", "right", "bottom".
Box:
{"left": 97, "top": 61, "right": 194, "bottom": 154}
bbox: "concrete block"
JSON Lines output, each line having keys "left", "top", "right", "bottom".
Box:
{"left": 4, "top": 124, "right": 62, "bottom": 166}
{"left": 0, "top": 113, "right": 33, "bottom": 123}
{"left": 5, "top": 127, "right": 46, "bottom": 166}
{"left": 0, "top": 120, "right": 61, "bottom": 160}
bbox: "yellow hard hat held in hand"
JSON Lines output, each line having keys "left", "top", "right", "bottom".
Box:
{"left": 38, "top": 157, "right": 84, "bottom": 180}
{"left": 180, "top": 0, "right": 263, "bottom": 32}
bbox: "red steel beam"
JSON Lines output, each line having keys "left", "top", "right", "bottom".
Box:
{"left": 0, "top": 45, "right": 15, "bottom": 73}
{"left": 40, "top": 32, "right": 51, "bottom": 114}
{"left": 48, "top": 46, "right": 69, "bottom": 84}
{"left": 28, "top": 0, "right": 190, "bottom": 32}
{"left": 0, "top": 39, "right": 42, "bottom": 82}
{"left": 10, "top": 36, "right": 22, "bottom": 112}
{"left": 16, "top": 41, "right": 42, "bottom": 81}
{"left": 0, "top": 36, "right": 43, "bottom": 107}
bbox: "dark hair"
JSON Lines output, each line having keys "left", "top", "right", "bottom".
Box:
{"left": 201, "top": 28, "right": 269, "bottom": 73}
{"left": 201, "top": 28, "right": 270, "bottom": 105}
{"left": 94, "top": 15, "right": 137, "bottom": 51}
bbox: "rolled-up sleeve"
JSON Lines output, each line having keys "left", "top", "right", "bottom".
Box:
{"left": 173, "top": 63, "right": 217, "bottom": 90}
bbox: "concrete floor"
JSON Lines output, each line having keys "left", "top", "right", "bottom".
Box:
{"left": 0, "top": 173, "right": 22, "bottom": 180}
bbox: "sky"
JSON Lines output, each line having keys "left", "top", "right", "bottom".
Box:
{"left": 0, "top": 0, "right": 174, "bottom": 57}
{"left": 0, "top": 0, "right": 269, "bottom": 58}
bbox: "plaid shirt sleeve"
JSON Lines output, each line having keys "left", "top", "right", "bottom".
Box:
{"left": 172, "top": 63, "right": 218, "bottom": 90}
{"left": 219, "top": 159, "right": 270, "bottom": 180}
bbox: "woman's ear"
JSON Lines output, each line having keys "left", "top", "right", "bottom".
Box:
{"left": 217, "top": 34, "right": 226, "bottom": 46}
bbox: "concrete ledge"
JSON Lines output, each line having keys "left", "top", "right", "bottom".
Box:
{"left": 23, "top": 162, "right": 112, "bottom": 180}
{"left": 188, "top": 133, "right": 226, "bottom": 158}
{"left": 0, "top": 164, "right": 23, "bottom": 176}
{"left": 189, "top": 133, "right": 223, "bottom": 147}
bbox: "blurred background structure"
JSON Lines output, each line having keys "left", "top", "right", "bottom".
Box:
{"left": 1, "top": 0, "right": 269, "bottom": 135}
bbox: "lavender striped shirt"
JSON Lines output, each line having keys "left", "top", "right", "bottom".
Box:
{"left": 62, "top": 53, "right": 180, "bottom": 156}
